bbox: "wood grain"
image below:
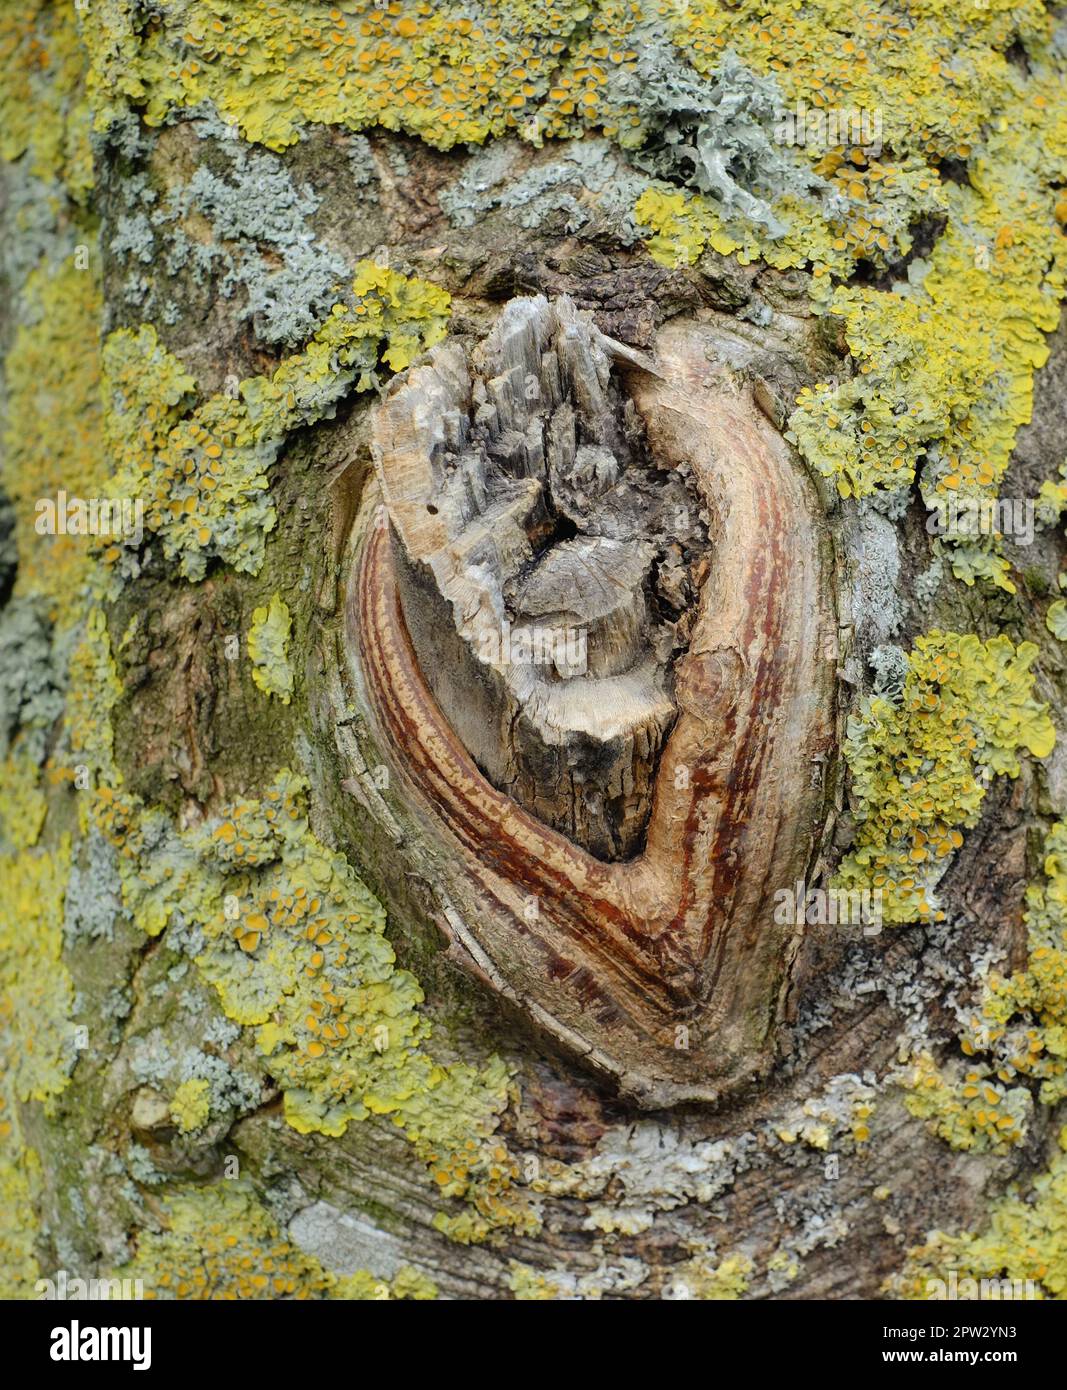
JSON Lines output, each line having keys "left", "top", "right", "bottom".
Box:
{"left": 345, "top": 303, "right": 839, "bottom": 1106}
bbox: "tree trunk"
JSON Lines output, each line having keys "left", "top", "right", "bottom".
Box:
{"left": 2, "top": 2, "right": 1066, "bottom": 1303}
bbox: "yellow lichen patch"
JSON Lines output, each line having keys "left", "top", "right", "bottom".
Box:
{"left": 118, "top": 1181, "right": 436, "bottom": 1299}
{"left": 79, "top": 1, "right": 641, "bottom": 153}
{"left": 0, "top": 749, "right": 48, "bottom": 851}
{"left": 1036, "top": 458, "right": 1067, "bottom": 533}
{"left": 65, "top": 608, "right": 123, "bottom": 802}
{"left": 634, "top": 186, "right": 725, "bottom": 266}
{"left": 671, "top": 0, "right": 1046, "bottom": 163}
{"left": 347, "top": 260, "right": 452, "bottom": 371}
{"left": 0, "top": 835, "right": 75, "bottom": 1106}
{"left": 634, "top": 183, "right": 847, "bottom": 279}
{"left": 933, "top": 819, "right": 1067, "bottom": 1126}
{"left": 2, "top": 258, "right": 104, "bottom": 613}
{"left": 88, "top": 769, "right": 537, "bottom": 1244}
{"left": 899, "top": 818, "right": 1067, "bottom": 1156}
{"left": 507, "top": 1260, "right": 568, "bottom": 1300}
{"left": 0, "top": 1091, "right": 43, "bottom": 1297}
{"left": 102, "top": 264, "right": 449, "bottom": 583}
{"left": 902, "top": 1052, "right": 1031, "bottom": 1153}
{"left": 75, "top": 0, "right": 1050, "bottom": 184}
{"left": 805, "top": 75, "right": 1062, "bottom": 592}
{"left": 0, "top": 0, "right": 93, "bottom": 200}
{"left": 666, "top": 1249, "right": 753, "bottom": 1301}
{"left": 887, "top": 1125, "right": 1067, "bottom": 1300}
{"left": 169, "top": 1078, "right": 211, "bottom": 1134}
{"left": 247, "top": 593, "right": 294, "bottom": 703}
{"left": 788, "top": 101, "right": 1066, "bottom": 592}
{"left": 770, "top": 1080, "right": 876, "bottom": 1154}
{"left": 835, "top": 632, "right": 1053, "bottom": 924}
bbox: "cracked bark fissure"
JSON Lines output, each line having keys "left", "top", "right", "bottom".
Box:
{"left": 346, "top": 304, "right": 839, "bottom": 1106}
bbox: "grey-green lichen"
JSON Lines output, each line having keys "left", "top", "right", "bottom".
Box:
{"left": 625, "top": 46, "right": 824, "bottom": 239}
{"left": 440, "top": 137, "right": 647, "bottom": 241}
{"left": 0, "top": 597, "right": 65, "bottom": 765}
{"left": 62, "top": 825, "right": 123, "bottom": 946}
{"left": 109, "top": 128, "right": 350, "bottom": 347}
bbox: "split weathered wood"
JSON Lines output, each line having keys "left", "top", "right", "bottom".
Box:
{"left": 344, "top": 297, "right": 839, "bottom": 1106}
{"left": 370, "top": 297, "right": 707, "bottom": 859}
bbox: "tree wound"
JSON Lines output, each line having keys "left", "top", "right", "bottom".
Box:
{"left": 353, "top": 302, "right": 838, "bottom": 1103}
{"left": 372, "top": 295, "right": 708, "bottom": 860}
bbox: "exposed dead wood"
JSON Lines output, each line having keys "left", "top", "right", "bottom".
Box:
{"left": 371, "top": 297, "right": 707, "bottom": 859}
{"left": 342, "top": 298, "right": 839, "bottom": 1107}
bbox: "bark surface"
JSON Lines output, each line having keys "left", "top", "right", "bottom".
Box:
{"left": 3, "top": 17, "right": 1066, "bottom": 1303}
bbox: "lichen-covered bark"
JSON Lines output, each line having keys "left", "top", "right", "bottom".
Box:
{"left": 2, "top": 1, "right": 1066, "bottom": 1303}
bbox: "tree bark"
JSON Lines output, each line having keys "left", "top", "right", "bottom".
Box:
{"left": 3, "top": 6, "right": 1066, "bottom": 1306}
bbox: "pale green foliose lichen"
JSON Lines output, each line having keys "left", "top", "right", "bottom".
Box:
{"left": 835, "top": 632, "right": 1054, "bottom": 924}
{"left": 117, "top": 1181, "right": 437, "bottom": 1299}
{"left": 247, "top": 593, "right": 294, "bottom": 704}
{"left": 1046, "top": 600, "right": 1067, "bottom": 641}
{"left": 887, "top": 1126, "right": 1067, "bottom": 1300}
{"left": 102, "top": 262, "right": 450, "bottom": 583}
